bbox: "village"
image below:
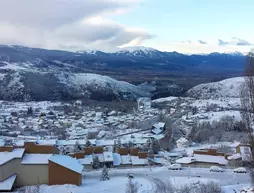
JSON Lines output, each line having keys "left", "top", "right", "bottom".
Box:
{"left": 0, "top": 98, "right": 251, "bottom": 192}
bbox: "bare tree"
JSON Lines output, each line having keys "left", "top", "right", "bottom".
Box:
{"left": 240, "top": 51, "right": 254, "bottom": 185}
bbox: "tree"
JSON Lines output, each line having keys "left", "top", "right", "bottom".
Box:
{"left": 48, "top": 111, "right": 55, "bottom": 116}
{"left": 240, "top": 51, "right": 254, "bottom": 185}
{"left": 85, "top": 140, "right": 91, "bottom": 147}
{"left": 11, "top": 111, "right": 18, "bottom": 117}
{"left": 150, "top": 139, "right": 160, "bottom": 154}
{"left": 100, "top": 165, "right": 110, "bottom": 181}
{"left": 27, "top": 107, "right": 33, "bottom": 115}
{"left": 58, "top": 147, "right": 66, "bottom": 155}
{"left": 192, "top": 106, "right": 198, "bottom": 115}
{"left": 125, "top": 178, "right": 138, "bottom": 193}
{"left": 74, "top": 141, "right": 81, "bottom": 152}
{"left": 92, "top": 156, "right": 100, "bottom": 169}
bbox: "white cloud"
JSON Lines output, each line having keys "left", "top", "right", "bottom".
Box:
{"left": 0, "top": 0, "right": 153, "bottom": 51}
{"left": 149, "top": 38, "right": 254, "bottom": 54}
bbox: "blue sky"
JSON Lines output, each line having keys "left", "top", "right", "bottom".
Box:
{"left": 0, "top": 0, "right": 253, "bottom": 53}
{"left": 113, "top": 0, "right": 254, "bottom": 53}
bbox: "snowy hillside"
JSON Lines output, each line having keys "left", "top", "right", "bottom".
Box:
{"left": 0, "top": 71, "right": 150, "bottom": 101}
{"left": 57, "top": 73, "right": 150, "bottom": 101}
{"left": 186, "top": 77, "right": 245, "bottom": 99}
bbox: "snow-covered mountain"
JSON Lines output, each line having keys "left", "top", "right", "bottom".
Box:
{"left": 186, "top": 77, "right": 245, "bottom": 99}
{"left": 0, "top": 44, "right": 246, "bottom": 72}
{"left": 0, "top": 70, "right": 150, "bottom": 101}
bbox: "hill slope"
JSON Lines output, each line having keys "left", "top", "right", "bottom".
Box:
{"left": 186, "top": 77, "right": 244, "bottom": 99}
{"left": 0, "top": 71, "right": 150, "bottom": 101}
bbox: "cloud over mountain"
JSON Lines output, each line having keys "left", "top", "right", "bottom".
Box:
{"left": 0, "top": 0, "right": 153, "bottom": 51}
{"left": 218, "top": 37, "right": 253, "bottom": 46}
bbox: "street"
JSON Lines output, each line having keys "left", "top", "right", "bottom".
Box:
{"left": 83, "top": 166, "right": 250, "bottom": 193}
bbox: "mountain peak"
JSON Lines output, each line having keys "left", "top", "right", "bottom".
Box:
{"left": 118, "top": 46, "right": 157, "bottom": 53}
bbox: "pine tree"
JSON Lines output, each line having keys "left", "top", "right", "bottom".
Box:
{"left": 151, "top": 139, "right": 160, "bottom": 154}
{"left": 92, "top": 156, "right": 101, "bottom": 169}
{"left": 27, "top": 107, "right": 33, "bottom": 115}
{"left": 74, "top": 141, "right": 81, "bottom": 152}
{"left": 85, "top": 140, "right": 91, "bottom": 147}
{"left": 100, "top": 165, "right": 110, "bottom": 181}
{"left": 148, "top": 146, "right": 153, "bottom": 157}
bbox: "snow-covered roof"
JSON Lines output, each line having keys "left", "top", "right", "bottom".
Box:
{"left": 240, "top": 146, "right": 252, "bottom": 162}
{"left": 56, "top": 140, "right": 77, "bottom": 146}
{"left": 88, "top": 139, "right": 96, "bottom": 145}
{"left": 12, "top": 148, "right": 25, "bottom": 158}
{"left": 0, "top": 148, "right": 25, "bottom": 165}
{"left": 78, "top": 154, "right": 93, "bottom": 165}
{"left": 96, "top": 140, "right": 115, "bottom": 147}
{"left": 193, "top": 154, "right": 228, "bottom": 165}
{"left": 148, "top": 157, "right": 162, "bottom": 164}
{"left": 152, "top": 134, "right": 165, "bottom": 140}
{"left": 103, "top": 152, "right": 113, "bottom": 162}
{"left": 227, "top": 153, "right": 242, "bottom": 160}
{"left": 176, "top": 157, "right": 196, "bottom": 164}
{"left": 21, "top": 154, "right": 52, "bottom": 165}
{"left": 0, "top": 174, "right": 17, "bottom": 191}
{"left": 113, "top": 153, "right": 121, "bottom": 166}
{"left": 37, "top": 139, "right": 57, "bottom": 145}
{"left": 153, "top": 122, "right": 165, "bottom": 129}
{"left": 131, "top": 156, "right": 148, "bottom": 165}
{"left": 49, "top": 155, "right": 83, "bottom": 174}
{"left": 121, "top": 155, "right": 132, "bottom": 165}
{"left": 151, "top": 128, "right": 163, "bottom": 135}
{"left": 93, "top": 154, "right": 104, "bottom": 162}
{"left": 131, "top": 138, "right": 148, "bottom": 145}
{"left": 14, "top": 140, "right": 36, "bottom": 146}
{"left": 0, "top": 153, "right": 16, "bottom": 165}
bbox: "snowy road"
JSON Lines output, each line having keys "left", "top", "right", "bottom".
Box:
{"left": 83, "top": 167, "right": 250, "bottom": 192}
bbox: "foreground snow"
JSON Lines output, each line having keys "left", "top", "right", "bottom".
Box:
{"left": 15, "top": 177, "right": 152, "bottom": 193}
{"left": 13, "top": 166, "right": 250, "bottom": 193}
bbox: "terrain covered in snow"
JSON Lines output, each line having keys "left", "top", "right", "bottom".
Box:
{"left": 187, "top": 77, "right": 244, "bottom": 99}
{"left": 0, "top": 67, "right": 150, "bottom": 101}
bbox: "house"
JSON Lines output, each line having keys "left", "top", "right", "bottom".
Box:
{"left": 103, "top": 152, "right": 114, "bottom": 168}
{"left": 23, "top": 141, "right": 59, "bottom": 154}
{"left": 113, "top": 153, "right": 121, "bottom": 167}
{"left": 148, "top": 157, "right": 162, "bottom": 166}
{"left": 0, "top": 145, "right": 84, "bottom": 191}
{"left": 131, "top": 156, "right": 148, "bottom": 167}
{"left": 151, "top": 128, "right": 163, "bottom": 135}
{"left": 152, "top": 122, "right": 165, "bottom": 131}
{"left": 120, "top": 154, "right": 132, "bottom": 167}
{"left": 236, "top": 144, "right": 252, "bottom": 162}
{"left": 78, "top": 154, "right": 93, "bottom": 170}
{"left": 227, "top": 153, "right": 243, "bottom": 167}
{"left": 176, "top": 149, "right": 228, "bottom": 167}
{"left": 0, "top": 148, "right": 25, "bottom": 191}
{"left": 49, "top": 155, "right": 83, "bottom": 186}
{"left": 20, "top": 153, "right": 52, "bottom": 186}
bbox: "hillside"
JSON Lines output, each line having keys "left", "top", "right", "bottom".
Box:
{"left": 186, "top": 77, "right": 245, "bottom": 99}
{"left": 0, "top": 70, "right": 150, "bottom": 101}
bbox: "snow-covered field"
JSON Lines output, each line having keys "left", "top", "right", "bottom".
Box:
{"left": 13, "top": 167, "right": 250, "bottom": 193}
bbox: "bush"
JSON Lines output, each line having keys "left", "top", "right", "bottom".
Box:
{"left": 176, "top": 181, "right": 223, "bottom": 193}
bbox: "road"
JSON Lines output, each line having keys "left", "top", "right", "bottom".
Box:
{"left": 83, "top": 167, "right": 250, "bottom": 192}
